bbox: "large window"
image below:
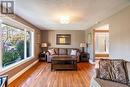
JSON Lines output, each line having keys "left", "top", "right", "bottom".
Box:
{"left": 0, "top": 23, "right": 34, "bottom": 68}
{"left": 26, "top": 31, "right": 32, "bottom": 58}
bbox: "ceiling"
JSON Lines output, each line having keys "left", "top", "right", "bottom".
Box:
{"left": 15, "top": 0, "right": 130, "bottom": 30}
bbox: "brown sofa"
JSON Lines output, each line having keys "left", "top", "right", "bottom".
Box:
{"left": 46, "top": 48, "right": 80, "bottom": 62}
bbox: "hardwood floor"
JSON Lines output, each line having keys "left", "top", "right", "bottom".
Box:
{"left": 9, "top": 62, "right": 94, "bottom": 87}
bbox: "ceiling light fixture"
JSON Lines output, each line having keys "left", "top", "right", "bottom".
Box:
{"left": 60, "top": 16, "right": 70, "bottom": 24}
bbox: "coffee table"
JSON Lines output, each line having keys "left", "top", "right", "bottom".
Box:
{"left": 51, "top": 57, "right": 77, "bottom": 71}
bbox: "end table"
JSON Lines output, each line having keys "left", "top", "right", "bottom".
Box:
{"left": 80, "top": 52, "right": 89, "bottom": 62}
{"left": 39, "top": 53, "right": 46, "bottom": 61}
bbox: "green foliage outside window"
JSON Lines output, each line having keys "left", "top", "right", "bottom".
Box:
{"left": 2, "top": 51, "right": 19, "bottom": 66}
{"left": 2, "top": 40, "right": 24, "bottom": 67}
{"left": 16, "top": 40, "right": 24, "bottom": 59}
{"left": 1, "top": 24, "right": 32, "bottom": 67}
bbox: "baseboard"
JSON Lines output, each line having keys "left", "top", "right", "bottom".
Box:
{"left": 89, "top": 59, "right": 95, "bottom": 64}
{"left": 8, "top": 60, "right": 39, "bottom": 84}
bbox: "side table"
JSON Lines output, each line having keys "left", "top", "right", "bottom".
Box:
{"left": 39, "top": 53, "right": 46, "bottom": 61}
{"left": 80, "top": 52, "right": 89, "bottom": 62}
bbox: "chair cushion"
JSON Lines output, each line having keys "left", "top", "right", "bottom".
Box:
{"left": 93, "top": 78, "right": 129, "bottom": 87}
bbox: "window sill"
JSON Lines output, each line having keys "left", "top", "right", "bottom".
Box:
{"left": 0, "top": 57, "right": 34, "bottom": 75}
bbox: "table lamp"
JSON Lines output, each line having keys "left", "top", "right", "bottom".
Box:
{"left": 80, "top": 42, "right": 86, "bottom": 53}
{"left": 41, "top": 43, "right": 47, "bottom": 53}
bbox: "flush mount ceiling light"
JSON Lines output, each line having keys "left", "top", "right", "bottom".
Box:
{"left": 60, "top": 16, "right": 70, "bottom": 24}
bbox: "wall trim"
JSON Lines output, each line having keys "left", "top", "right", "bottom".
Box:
{"left": 8, "top": 60, "right": 39, "bottom": 84}
{"left": 0, "top": 57, "right": 35, "bottom": 75}
{"left": 89, "top": 59, "right": 95, "bottom": 64}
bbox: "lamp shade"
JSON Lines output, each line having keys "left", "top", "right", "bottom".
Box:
{"left": 41, "top": 43, "right": 47, "bottom": 47}
{"left": 80, "top": 42, "right": 86, "bottom": 47}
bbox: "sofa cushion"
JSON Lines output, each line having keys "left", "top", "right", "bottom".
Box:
{"left": 67, "top": 48, "right": 72, "bottom": 55}
{"left": 49, "top": 55, "right": 59, "bottom": 58}
{"left": 51, "top": 55, "right": 73, "bottom": 59}
{"left": 57, "top": 55, "right": 70, "bottom": 58}
{"left": 99, "top": 59, "right": 128, "bottom": 84}
{"left": 59, "top": 48, "right": 67, "bottom": 55}
{"left": 92, "top": 78, "right": 129, "bottom": 87}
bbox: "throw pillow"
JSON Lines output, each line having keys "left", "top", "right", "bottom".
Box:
{"left": 70, "top": 49, "right": 77, "bottom": 56}
{"left": 99, "top": 59, "right": 111, "bottom": 80}
{"left": 126, "top": 62, "right": 130, "bottom": 85}
{"left": 111, "top": 60, "right": 128, "bottom": 84}
{"left": 54, "top": 48, "right": 59, "bottom": 55}
{"left": 99, "top": 59, "right": 128, "bottom": 84}
{"left": 48, "top": 49, "right": 56, "bottom": 55}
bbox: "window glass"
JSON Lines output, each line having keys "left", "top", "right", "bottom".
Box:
{"left": 0, "top": 23, "right": 34, "bottom": 69}
{"left": 26, "top": 31, "right": 32, "bottom": 57}
{"left": 1, "top": 24, "right": 25, "bottom": 67}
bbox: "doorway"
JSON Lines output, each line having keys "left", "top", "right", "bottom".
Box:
{"left": 94, "top": 25, "right": 109, "bottom": 60}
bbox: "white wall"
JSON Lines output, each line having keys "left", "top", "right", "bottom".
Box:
{"left": 41, "top": 30, "right": 85, "bottom": 49}
{"left": 85, "top": 5, "right": 130, "bottom": 61}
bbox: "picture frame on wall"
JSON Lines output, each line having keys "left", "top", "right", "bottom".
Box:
{"left": 56, "top": 34, "right": 71, "bottom": 45}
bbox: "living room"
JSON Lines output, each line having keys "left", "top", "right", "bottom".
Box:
{"left": 0, "top": 0, "right": 130, "bottom": 87}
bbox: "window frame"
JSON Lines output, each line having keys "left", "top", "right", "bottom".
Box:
{"left": 0, "top": 21, "right": 2, "bottom": 70}
{"left": 0, "top": 18, "right": 35, "bottom": 74}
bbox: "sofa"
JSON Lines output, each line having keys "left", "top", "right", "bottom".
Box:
{"left": 90, "top": 60, "right": 130, "bottom": 87}
{"left": 46, "top": 48, "right": 80, "bottom": 62}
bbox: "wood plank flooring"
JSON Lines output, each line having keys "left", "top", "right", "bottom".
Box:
{"left": 9, "top": 62, "right": 94, "bottom": 87}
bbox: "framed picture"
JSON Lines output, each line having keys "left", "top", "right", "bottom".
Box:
{"left": 56, "top": 34, "right": 71, "bottom": 45}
